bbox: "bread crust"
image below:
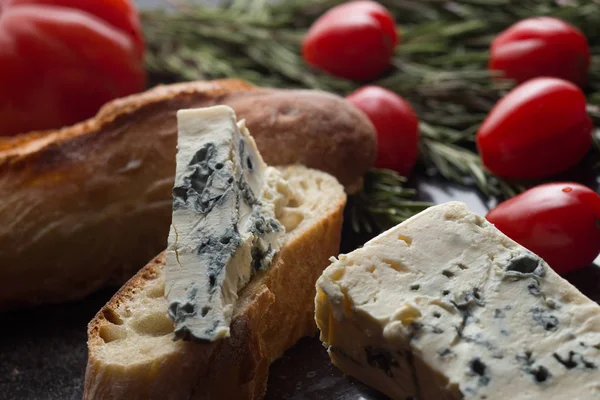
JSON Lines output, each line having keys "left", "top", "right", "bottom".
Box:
{"left": 84, "top": 168, "right": 346, "bottom": 399}
{"left": 0, "top": 79, "right": 374, "bottom": 310}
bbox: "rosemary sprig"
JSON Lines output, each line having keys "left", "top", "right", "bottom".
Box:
{"left": 141, "top": 0, "right": 600, "bottom": 234}
{"left": 420, "top": 137, "right": 525, "bottom": 199}
{"left": 348, "top": 170, "right": 433, "bottom": 234}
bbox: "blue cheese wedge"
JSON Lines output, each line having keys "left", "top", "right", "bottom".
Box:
{"left": 166, "top": 105, "right": 293, "bottom": 342}
{"left": 316, "top": 201, "right": 600, "bottom": 400}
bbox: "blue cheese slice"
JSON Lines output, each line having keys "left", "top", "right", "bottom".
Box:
{"left": 166, "top": 105, "right": 292, "bottom": 342}
{"left": 316, "top": 201, "right": 600, "bottom": 400}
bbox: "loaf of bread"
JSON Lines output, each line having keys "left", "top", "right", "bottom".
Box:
{"left": 0, "top": 79, "right": 375, "bottom": 310}
{"left": 84, "top": 165, "right": 346, "bottom": 400}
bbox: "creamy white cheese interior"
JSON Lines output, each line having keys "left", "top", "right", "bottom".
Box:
{"left": 166, "top": 105, "right": 294, "bottom": 342}
{"left": 316, "top": 201, "right": 600, "bottom": 400}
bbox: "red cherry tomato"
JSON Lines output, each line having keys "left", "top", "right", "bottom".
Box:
{"left": 489, "top": 17, "right": 590, "bottom": 87}
{"left": 476, "top": 77, "right": 593, "bottom": 179}
{"left": 486, "top": 183, "right": 600, "bottom": 274}
{"left": 302, "top": 1, "right": 398, "bottom": 81}
{"left": 0, "top": 0, "right": 146, "bottom": 136}
{"left": 346, "top": 86, "right": 419, "bottom": 177}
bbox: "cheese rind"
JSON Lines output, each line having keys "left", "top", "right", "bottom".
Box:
{"left": 166, "top": 105, "right": 291, "bottom": 342}
{"left": 316, "top": 201, "right": 600, "bottom": 400}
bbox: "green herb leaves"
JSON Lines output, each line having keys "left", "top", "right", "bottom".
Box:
{"left": 142, "top": 0, "right": 600, "bottom": 235}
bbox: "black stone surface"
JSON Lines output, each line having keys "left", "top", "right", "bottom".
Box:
{"left": 0, "top": 290, "right": 113, "bottom": 400}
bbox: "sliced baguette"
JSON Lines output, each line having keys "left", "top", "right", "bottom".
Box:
{"left": 0, "top": 79, "right": 374, "bottom": 310}
{"left": 84, "top": 165, "right": 346, "bottom": 400}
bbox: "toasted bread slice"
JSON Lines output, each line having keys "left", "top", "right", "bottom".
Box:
{"left": 84, "top": 165, "right": 346, "bottom": 400}
{"left": 0, "top": 79, "right": 374, "bottom": 310}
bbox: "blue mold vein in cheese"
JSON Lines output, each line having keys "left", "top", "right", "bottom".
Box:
{"left": 316, "top": 201, "right": 600, "bottom": 400}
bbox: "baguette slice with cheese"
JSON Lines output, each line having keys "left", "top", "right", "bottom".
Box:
{"left": 84, "top": 162, "right": 346, "bottom": 399}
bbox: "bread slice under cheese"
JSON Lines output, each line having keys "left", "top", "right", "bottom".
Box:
{"left": 84, "top": 165, "right": 346, "bottom": 400}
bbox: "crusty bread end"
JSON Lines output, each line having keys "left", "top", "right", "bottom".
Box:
{"left": 0, "top": 79, "right": 373, "bottom": 310}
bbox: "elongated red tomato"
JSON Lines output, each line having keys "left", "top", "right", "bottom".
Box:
{"left": 346, "top": 86, "right": 419, "bottom": 177}
{"left": 486, "top": 183, "right": 600, "bottom": 274}
{"left": 0, "top": 0, "right": 145, "bottom": 136}
{"left": 489, "top": 17, "right": 590, "bottom": 87}
{"left": 302, "top": 1, "right": 398, "bottom": 81}
{"left": 476, "top": 77, "right": 593, "bottom": 179}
